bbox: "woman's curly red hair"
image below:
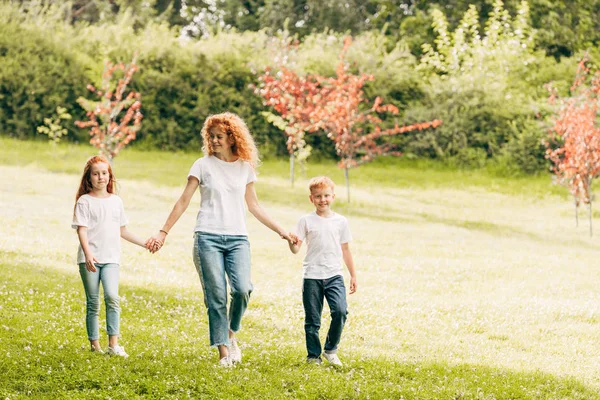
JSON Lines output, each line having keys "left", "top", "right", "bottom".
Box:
{"left": 201, "top": 112, "right": 260, "bottom": 169}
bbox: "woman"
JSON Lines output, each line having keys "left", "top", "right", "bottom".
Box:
{"left": 149, "top": 112, "right": 293, "bottom": 367}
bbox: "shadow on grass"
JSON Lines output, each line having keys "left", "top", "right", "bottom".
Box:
{"left": 0, "top": 252, "right": 598, "bottom": 399}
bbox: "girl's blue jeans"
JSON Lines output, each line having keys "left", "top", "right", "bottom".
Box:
{"left": 303, "top": 275, "right": 348, "bottom": 359}
{"left": 79, "top": 263, "right": 120, "bottom": 340}
{"left": 193, "top": 232, "right": 253, "bottom": 347}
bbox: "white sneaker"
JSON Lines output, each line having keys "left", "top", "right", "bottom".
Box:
{"left": 323, "top": 352, "right": 343, "bottom": 367}
{"left": 90, "top": 345, "right": 104, "bottom": 354}
{"left": 229, "top": 339, "right": 242, "bottom": 364}
{"left": 219, "top": 356, "right": 233, "bottom": 368}
{"left": 107, "top": 345, "right": 129, "bottom": 358}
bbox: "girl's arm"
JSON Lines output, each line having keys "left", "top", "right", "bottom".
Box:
{"left": 245, "top": 182, "right": 293, "bottom": 242}
{"left": 151, "top": 176, "right": 199, "bottom": 247}
{"left": 76, "top": 226, "right": 98, "bottom": 272}
{"left": 341, "top": 243, "right": 357, "bottom": 294}
{"left": 120, "top": 226, "right": 146, "bottom": 248}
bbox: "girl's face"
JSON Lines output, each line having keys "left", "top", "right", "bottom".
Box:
{"left": 89, "top": 162, "right": 110, "bottom": 192}
{"left": 209, "top": 127, "right": 234, "bottom": 156}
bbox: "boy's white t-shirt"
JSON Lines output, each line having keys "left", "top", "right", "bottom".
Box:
{"left": 188, "top": 155, "right": 257, "bottom": 235}
{"left": 72, "top": 194, "right": 129, "bottom": 264}
{"left": 295, "top": 212, "right": 352, "bottom": 279}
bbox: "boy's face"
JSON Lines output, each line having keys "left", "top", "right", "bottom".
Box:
{"left": 309, "top": 185, "right": 335, "bottom": 212}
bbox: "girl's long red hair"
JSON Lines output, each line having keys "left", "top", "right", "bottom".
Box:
{"left": 75, "top": 155, "right": 116, "bottom": 204}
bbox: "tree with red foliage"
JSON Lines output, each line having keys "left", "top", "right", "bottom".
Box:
{"left": 546, "top": 55, "right": 600, "bottom": 236}
{"left": 75, "top": 57, "right": 143, "bottom": 164}
{"left": 255, "top": 40, "right": 324, "bottom": 186}
{"left": 318, "top": 37, "right": 442, "bottom": 201}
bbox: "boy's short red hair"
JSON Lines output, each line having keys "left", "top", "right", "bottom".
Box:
{"left": 308, "top": 176, "right": 335, "bottom": 193}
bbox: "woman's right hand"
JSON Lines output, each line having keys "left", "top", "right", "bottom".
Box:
{"left": 84, "top": 253, "right": 99, "bottom": 272}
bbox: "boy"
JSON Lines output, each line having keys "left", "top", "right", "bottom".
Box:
{"left": 288, "top": 176, "right": 357, "bottom": 367}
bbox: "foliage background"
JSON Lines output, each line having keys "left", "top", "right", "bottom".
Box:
{"left": 1, "top": 0, "right": 599, "bottom": 173}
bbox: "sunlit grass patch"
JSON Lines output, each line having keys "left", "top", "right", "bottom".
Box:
{"left": 2, "top": 256, "right": 599, "bottom": 399}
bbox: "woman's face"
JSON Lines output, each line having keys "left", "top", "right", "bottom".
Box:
{"left": 209, "top": 127, "right": 233, "bottom": 155}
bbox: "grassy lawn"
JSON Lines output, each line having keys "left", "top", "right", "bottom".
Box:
{"left": 1, "top": 138, "right": 600, "bottom": 399}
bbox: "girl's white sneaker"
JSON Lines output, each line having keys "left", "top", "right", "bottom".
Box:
{"left": 107, "top": 345, "right": 129, "bottom": 358}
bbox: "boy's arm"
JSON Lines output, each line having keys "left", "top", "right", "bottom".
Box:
{"left": 341, "top": 243, "right": 357, "bottom": 294}
{"left": 76, "top": 226, "right": 98, "bottom": 272}
{"left": 120, "top": 226, "right": 147, "bottom": 248}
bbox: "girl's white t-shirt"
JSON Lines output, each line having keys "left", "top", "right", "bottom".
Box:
{"left": 295, "top": 212, "right": 352, "bottom": 279}
{"left": 72, "top": 194, "right": 129, "bottom": 264}
{"left": 188, "top": 155, "right": 257, "bottom": 235}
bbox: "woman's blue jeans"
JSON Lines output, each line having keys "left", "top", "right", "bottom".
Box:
{"left": 303, "top": 275, "right": 348, "bottom": 359}
{"left": 79, "top": 263, "right": 120, "bottom": 340}
{"left": 193, "top": 232, "right": 253, "bottom": 347}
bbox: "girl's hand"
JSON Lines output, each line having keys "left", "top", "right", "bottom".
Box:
{"left": 146, "top": 234, "right": 165, "bottom": 254}
{"left": 85, "top": 254, "right": 99, "bottom": 272}
{"left": 279, "top": 230, "right": 294, "bottom": 243}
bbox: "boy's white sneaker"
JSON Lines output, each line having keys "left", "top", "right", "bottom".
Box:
{"left": 107, "top": 345, "right": 129, "bottom": 358}
{"left": 323, "top": 352, "right": 343, "bottom": 367}
{"left": 229, "top": 339, "right": 242, "bottom": 364}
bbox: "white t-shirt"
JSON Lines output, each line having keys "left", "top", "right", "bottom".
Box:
{"left": 295, "top": 212, "right": 352, "bottom": 279}
{"left": 188, "top": 155, "right": 257, "bottom": 235}
{"left": 72, "top": 194, "right": 129, "bottom": 264}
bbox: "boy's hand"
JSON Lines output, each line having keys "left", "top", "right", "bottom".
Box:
{"left": 349, "top": 276, "right": 357, "bottom": 294}
{"left": 288, "top": 233, "right": 299, "bottom": 245}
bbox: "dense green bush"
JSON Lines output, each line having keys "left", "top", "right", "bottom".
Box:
{"left": 0, "top": 23, "right": 89, "bottom": 141}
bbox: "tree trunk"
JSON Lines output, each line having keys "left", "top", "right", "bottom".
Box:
{"left": 290, "top": 152, "right": 295, "bottom": 187}
{"left": 589, "top": 200, "right": 593, "bottom": 237}
{"left": 575, "top": 197, "right": 578, "bottom": 227}
{"left": 345, "top": 167, "right": 350, "bottom": 203}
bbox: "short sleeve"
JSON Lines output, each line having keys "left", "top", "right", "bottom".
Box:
{"left": 246, "top": 164, "right": 257, "bottom": 184}
{"left": 339, "top": 217, "right": 352, "bottom": 244}
{"left": 72, "top": 199, "right": 89, "bottom": 229}
{"left": 295, "top": 217, "right": 308, "bottom": 241}
{"left": 187, "top": 158, "right": 203, "bottom": 183}
{"left": 119, "top": 197, "right": 129, "bottom": 227}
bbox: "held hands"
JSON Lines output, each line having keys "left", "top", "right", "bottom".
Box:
{"left": 145, "top": 231, "right": 166, "bottom": 254}
{"left": 282, "top": 232, "right": 299, "bottom": 245}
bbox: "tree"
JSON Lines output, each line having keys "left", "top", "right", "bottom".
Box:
{"left": 255, "top": 37, "right": 324, "bottom": 186}
{"left": 546, "top": 55, "right": 600, "bottom": 236}
{"left": 75, "top": 58, "right": 143, "bottom": 164}
{"left": 319, "top": 37, "right": 442, "bottom": 201}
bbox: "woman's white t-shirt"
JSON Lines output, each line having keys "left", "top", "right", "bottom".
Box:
{"left": 295, "top": 212, "right": 352, "bottom": 279}
{"left": 188, "top": 155, "right": 257, "bottom": 236}
{"left": 72, "top": 194, "right": 129, "bottom": 264}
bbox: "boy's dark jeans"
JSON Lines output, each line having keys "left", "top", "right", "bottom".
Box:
{"left": 302, "top": 275, "right": 348, "bottom": 359}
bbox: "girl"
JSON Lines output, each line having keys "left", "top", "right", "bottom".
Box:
{"left": 72, "top": 155, "right": 146, "bottom": 357}
{"left": 147, "top": 112, "right": 294, "bottom": 367}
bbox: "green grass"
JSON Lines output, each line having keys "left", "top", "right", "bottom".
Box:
{"left": 2, "top": 137, "right": 600, "bottom": 398}
{"left": 2, "top": 254, "right": 597, "bottom": 400}
{"left": 0, "top": 136, "right": 567, "bottom": 199}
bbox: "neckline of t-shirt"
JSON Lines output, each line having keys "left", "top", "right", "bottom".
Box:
{"left": 313, "top": 211, "right": 336, "bottom": 219}
{"left": 84, "top": 193, "right": 114, "bottom": 200}
{"left": 210, "top": 155, "right": 241, "bottom": 164}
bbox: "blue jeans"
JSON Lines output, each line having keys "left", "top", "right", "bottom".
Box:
{"left": 193, "top": 232, "right": 253, "bottom": 347}
{"left": 303, "top": 275, "right": 348, "bottom": 359}
{"left": 79, "top": 263, "right": 120, "bottom": 340}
